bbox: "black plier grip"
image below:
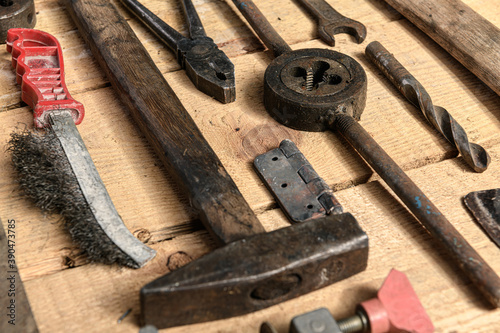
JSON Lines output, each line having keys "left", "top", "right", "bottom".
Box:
{"left": 120, "top": 0, "right": 236, "bottom": 103}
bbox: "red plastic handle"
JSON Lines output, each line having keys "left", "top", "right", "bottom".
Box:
{"left": 360, "top": 269, "right": 434, "bottom": 333}
{"left": 6, "top": 28, "right": 84, "bottom": 128}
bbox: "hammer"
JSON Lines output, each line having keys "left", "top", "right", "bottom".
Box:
{"left": 64, "top": 0, "right": 369, "bottom": 329}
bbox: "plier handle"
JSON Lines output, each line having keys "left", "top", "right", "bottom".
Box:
{"left": 120, "top": 0, "right": 236, "bottom": 103}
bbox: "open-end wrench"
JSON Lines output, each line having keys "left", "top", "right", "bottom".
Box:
{"left": 296, "top": 0, "right": 367, "bottom": 46}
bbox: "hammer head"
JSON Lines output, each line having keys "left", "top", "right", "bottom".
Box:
{"left": 141, "top": 212, "right": 368, "bottom": 328}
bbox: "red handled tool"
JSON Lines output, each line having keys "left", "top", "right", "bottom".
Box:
{"left": 262, "top": 269, "right": 434, "bottom": 333}
{"left": 348, "top": 269, "right": 434, "bottom": 333}
{"left": 7, "top": 29, "right": 84, "bottom": 128}
{"left": 6, "top": 28, "right": 155, "bottom": 268}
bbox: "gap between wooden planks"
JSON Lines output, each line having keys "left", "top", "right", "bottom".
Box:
{"left": 0, "top": 0, "right": 499, "bottom": 332}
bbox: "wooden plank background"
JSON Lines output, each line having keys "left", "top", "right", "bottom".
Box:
{"left": 1, "top": 0, "right": 499, "bottom": 332}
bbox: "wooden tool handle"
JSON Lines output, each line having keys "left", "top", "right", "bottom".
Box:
{"left": 65, "top": 0, "right": 265, "bottom": 244}
{"left": 383, "top": 0, "right": 500, "bottom": 96}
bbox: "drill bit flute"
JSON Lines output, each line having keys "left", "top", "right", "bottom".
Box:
{"left": 366, "top": 41, "right": 490, "bottom": 173}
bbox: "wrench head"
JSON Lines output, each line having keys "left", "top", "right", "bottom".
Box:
{"left": 319, "top": 20, "right": 367, "bottom": 47}
{"left": 264, "top": 49, "right": 367, "bottom": 132}
{"left": 141, "top": 213, "right": 368, "bottom": 329}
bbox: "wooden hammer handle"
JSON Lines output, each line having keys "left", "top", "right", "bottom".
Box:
{"left": 65, "top": 0, "right": 265, "bottom": 244}
{"left": 383, "top": 0, "right": 500, "bottom": 96}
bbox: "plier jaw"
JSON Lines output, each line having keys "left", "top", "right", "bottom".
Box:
{"left": 179, "top": 37, "right": 236, "bottom": 104}
{"left": 120, "top": 0, "right": 236, "bottom": 104}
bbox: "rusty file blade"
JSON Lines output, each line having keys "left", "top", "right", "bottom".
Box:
{"left": 464, "top": 189, "right": 500, "bottom": 248}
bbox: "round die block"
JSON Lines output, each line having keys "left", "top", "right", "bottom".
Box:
{"left": 264, "top": 48, "right": 367, "bottom": 132}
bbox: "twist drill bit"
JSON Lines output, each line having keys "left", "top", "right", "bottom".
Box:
{"left": 366, "top": 41, "right": 490, "bottom": 173}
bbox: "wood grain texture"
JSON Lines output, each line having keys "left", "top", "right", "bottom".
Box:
{"left": 65, "top": 0, "right": 265, "bottom": 245}
{"left": 0, "top": 0, "right": 499, "bottom": 332}
{"left": 382, "top": 0, "right": 500, "bottom": 95}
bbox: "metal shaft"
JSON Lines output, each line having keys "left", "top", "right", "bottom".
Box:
{"left": 181, "top": 0, "right": 206, "bottom": 39}
{"left": 331, "top": 113, "right": 500, "bottom": 307}
{"left": 337, "top": 315, "right": 368, "bottom": 333}
{"left": 119, "top": 0, "right": 184, "bottom": 53}
{"left": 381, "top": 0, "right": 500, "bottom": 96}
{"left": 366, "top": 41, "right": 490, "bottom": 173}
{"left": 232, "top": 0, "right": 291, "bottom": 57}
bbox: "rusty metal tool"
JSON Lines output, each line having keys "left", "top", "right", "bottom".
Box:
{"left": 254, "top": 139, "right": 344, "bottom": 222}
{"left": 261, "top": 269, "right": 434, "bottom": 333}
{"left": 233, "top": 0, "right": 500, "bottom": 307}
{"left": 464, "top": 189, "right": 500, "bottom": 248}
{"left": 380, "top": 0, "right": 500, "bottom": 96}
{"left": 0, "top": 0, "right": 36, "bottom": 42}
{"left": 366, "top": 41, "right": 490, "bottom": 173}
{"left": 0, "top": 220, "right": 38, "bottom": 333}
{"left": 65, "top": 0, "right": 369, "bottom": 329}
{"left": 119, "top": 0, "right": 235, "bottom": 103}
{"left": 233, "top": 0, "right": 366, "bottom": 125}
{"left": 295, "top": 0, "right": 366, "bottom": 46}
{"left": 6, "top": 28, "right": 156, "bottom": 268}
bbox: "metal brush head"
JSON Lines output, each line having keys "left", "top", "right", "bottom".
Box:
{"left": 8, "top": 129, "right": 148, "bottom": 268}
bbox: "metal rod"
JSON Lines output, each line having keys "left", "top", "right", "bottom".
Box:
{"left": 181, "top": 0, "right": 206, "bottom": 39}
{"left": 365, "top": 41, "right": 490, "bottom": 173}
{"left": 119, "top": 0, "right": 184, "bottom": 53}
{"left": 232, "top": 0, "right": 291, "bottom": 57}
{"left": 337, "top": 313, "right": 368, "bottom": 333}
{"left": 381, "top": 0, "right": 500, "bottom": 96}
{"left": 331, "top": 113, "right": 500, "bottom": 307}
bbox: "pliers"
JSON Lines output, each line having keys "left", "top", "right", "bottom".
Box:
{"left": 120, "top": 0, "right": 236, "bottom": 103}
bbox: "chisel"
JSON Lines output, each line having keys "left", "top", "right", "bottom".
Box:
{"left": 6, "top": 28, "right": 156, "bottom": 268}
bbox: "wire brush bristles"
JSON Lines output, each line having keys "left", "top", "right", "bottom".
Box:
{"left": 8, "top": 129, "right": 140, "bottom": 268}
